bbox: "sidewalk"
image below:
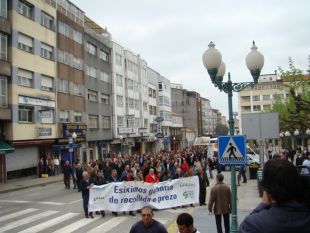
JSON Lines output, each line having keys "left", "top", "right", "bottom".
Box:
{"left": 192, "top": 173, "right": 261, "bottom": 232}
{"left": 0, "top": 174, "right": 63, "bottom": 194}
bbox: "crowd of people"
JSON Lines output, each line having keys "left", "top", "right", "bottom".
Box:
{"left": 36, "top": 144, "right": 310, "bottom": 232}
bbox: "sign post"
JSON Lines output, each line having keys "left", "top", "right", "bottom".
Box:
{"left": 218, "top": 135, "right": 247, "bottom": 165}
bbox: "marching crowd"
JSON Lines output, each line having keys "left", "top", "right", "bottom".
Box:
{"left": 36, "top": 145, "right": 310, "bottom": 233}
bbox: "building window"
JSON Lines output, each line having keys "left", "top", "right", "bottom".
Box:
{"left": 102, "top": 116, "right": 110, "bottom": 129}
{"left": 18, "top": 0, "right": 33, "bottom": 19}
{"left": 115, "top": 53, "right": 122, "bottom": 66}
{"left": 73, "top": 84, "right": 83, "bottom": 96}
{"left": 41, "top": 43, "right": 53, "bottom": 60}
{"left": 252, "top": 95, "right": 260, "bottom": 101}
{"left": 18, "top": 33, "right": 33, "bottom": 53}
{"left": 74, "top": 112, "right": 82, "bottom": 123}
{"left": 58, "top": 21, "right": 70, "bottom": 37}
{"left": 144, "top": 118, "right": 148, "bottom": 127}
{"left": 0, "top": 76, "right": 7, "bottom": 107}
{"left": 58, "top": 79, "right": 69, "bottom": 93}
{"left": 73, "top": 57, "right": 83, "bottom": 70}
{"left": 41, "top": 11, "right": 53, "bottom": 29}
{"left": 100, "top": 71, "right": 110, "bottom": 83}
{"left": 253, "top": 105, "right": 261, "bottom": 111}
{"left": 117, "top": 116, "right": 124, "bottom": 127}
{"left": 86, "top": 42, "right": 96, "bottom": 55}
{"left": 0, "top": 0, "right": 7, "bottom": 18}
{"left": 88, "top": 90, "right": 98, "bottom": 102}
{"left": 88, "top": 115, "right": 98, "bottom": 129}
{"left": 18, "top": 105, "right": 33, "bottom": 122}
{"left": 0, "top": 33, "right": 7, "bottom": 60}
{"left": 263, "top": 105, "right": 271, "bottom": 111}
{"left": 117, "top": 95, "right": 123, "bottom": 106}
{"left": 99, "top": 50, "right": 109, "bottom": 62}
{"left": 86, "top": 65, "right": 96, "bottom": 78}
{"left": 116, "top": 74, "right": 122, "bottom": 86}
{"left": 59, "top": 110, "right": 69, "bottom": 122}
{"left": 18, "top": 69, "right": 33, "bottom": 87}
{"left": 41, "top": 75, "right": 53, "bottom": 91}
{"left": 152, "top": 89, "right": 156, "bottom": 98}
{"left": 273, "top": 94, "right": 284, "bottom": 100}
{"left": 101, "top": 93, "right": 109, "bottom": 104}
{"left": 241, "top": 96, "right": 250, "bottom": 102}
{"left": 58, "top": 50, "right": 70, "bottom": 65}
{"left": 148, "top": 88, "right": 152, "bottom": 97}
{"left": 158, "top": 82, "right": 163, "bottom": 91}
{"left": 73, "top": 29, "right": 82, "bottom": 44}
{"left": 143, "top": 102, "right": 148, "bottom": 111}
{"left": 262, "top": 95, "right": 270, "bottom": 100}
{"left": 127, "top": 79, "right": 133, "bottom": 90}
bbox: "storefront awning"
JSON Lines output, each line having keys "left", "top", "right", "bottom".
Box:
{"left": 0, "top": 140, "right": 14, "bottom": 153}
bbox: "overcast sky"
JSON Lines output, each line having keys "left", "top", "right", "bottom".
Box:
{"left": 71, "top": 0, "right": 309, "bottom": 117}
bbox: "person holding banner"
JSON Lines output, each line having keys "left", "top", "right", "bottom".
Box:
{"left": 107, "top": 169, "right": 121, "bottom": 217}
{"left": 144, "top": 168, "right": 159, "bottom": 183}
{"left": 129, "top": 206, "right": 168, "bottom": 233}
{"left": 80, "top": 171, "right": 94, "bottom": 218}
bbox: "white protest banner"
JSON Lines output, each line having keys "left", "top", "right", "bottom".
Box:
{"left": 89, "top": 176, "right": 199, "bottom": 212}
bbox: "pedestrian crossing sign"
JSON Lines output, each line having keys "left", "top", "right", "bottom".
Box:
{"left": 218, "top": 135, "right": 247, "bottom": 165}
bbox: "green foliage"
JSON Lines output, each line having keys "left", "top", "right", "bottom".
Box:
{"left": 271, "top": 57, "right": 310, "bottom": 133}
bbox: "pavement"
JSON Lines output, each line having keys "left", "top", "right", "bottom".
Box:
{"left": 0, "top": 174, "right": 63, "bottom": 194}
{"left": 0, "top": 172, "right": 262, "bottom": 232}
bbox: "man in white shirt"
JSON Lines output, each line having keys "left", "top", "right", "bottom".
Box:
{"left": 53, "top": 156, "right": 60, "bottom": 175}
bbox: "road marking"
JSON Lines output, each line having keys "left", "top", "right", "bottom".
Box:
{"left": 87, "top": 217, "right": 127, "bottom": 233}
{"left": 68, "top": 199, "right": 82, "bottom": 204}
{"left": 0, "top": 208, "right": 37, "bottom": 223}
{"left": 0, "top": 199, "right": 65, "bottom": 206}
{"left": 52, "top": 217, "right": 97, "bottom": 233}
{"left": 18, "top": 212, "right": 80, "bottom": 233}
{"left": 0, "top": 210, "right": 57, "bottom": 232}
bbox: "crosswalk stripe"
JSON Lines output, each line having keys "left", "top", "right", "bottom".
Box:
{"left": 18, "top": 212, "right": 80, "bottom": 233}
{"left": 0, "top": 208, "right": 37, "bottom": 223}
{"left": 52, "top": 217, "right": 97, "bottom": 233}
{"left": 0, "top": 210, "right": 57, "bottom": 232}
{"left": 87, "top": 217, "right": 127, "bottom": 233}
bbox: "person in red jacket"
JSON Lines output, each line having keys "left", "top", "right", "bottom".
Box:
{"left": 144, "top": 168, "right": 158, "bottom": 183}
{"left": 181, "top": 158, "right": 189, "bottom": 174}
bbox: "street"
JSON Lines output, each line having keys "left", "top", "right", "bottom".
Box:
{"left": 0, "top": 172, "right": 261, "bottom": 233}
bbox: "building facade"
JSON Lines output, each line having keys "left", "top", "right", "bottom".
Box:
{"left": 83, "top": 16, "right": 112, "bottom": 162}
{"left": 54, "top": 0, "right": 86, "bottom": 165}
{"left": 5, "top": 0, "right": 57, "bottom": 180}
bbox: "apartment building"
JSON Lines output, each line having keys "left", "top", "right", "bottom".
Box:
{"left": 111, "top": 42, "right": 151, "bottom": 155}
{"left": 3, "top": 0, "right": 57, "bottom": 180}
{"left": 238, "top": 73, "right": 281, "bottom": 114}
{"left": 83, "top": 16, "right": 112, "bottom": 162}
{"left": 201, "top": 97, "right": 212, "bottom": 136}
{"left": 170, "top": 112, "right": 185, "bottom": 150}
{"left": 0, "top": 0, "right": 12, "bottom": 182}
{"left": 53, "top": 0, "right": 86, "bottom": 164}
{"left": 171, "top": 84, "right": 203, "bottom": 138}
{"left": 158, "top": 75, "right": 173, "bottom": 150}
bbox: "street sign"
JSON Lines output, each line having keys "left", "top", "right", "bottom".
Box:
{"left": 155, "top": 116, "right": 164, "bottom": 122}
{"left": 155, "top": 133, "right": 164, "bottom": 138}
{"left": 218, "top": 135, "right": 247, "bottom": 165}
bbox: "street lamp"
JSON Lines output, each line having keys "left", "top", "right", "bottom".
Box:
{"left": 72, "top": 132, "right": 77, "bottom": 164}
{"left": 202, "top": 41, "right": 264, "bottom": 233}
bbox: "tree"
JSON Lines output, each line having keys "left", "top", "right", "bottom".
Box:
{"left": 271, "top": 57, "right": 310, "bottom": 140}
{"left": 215, "top": 124, "right": 229, "bottom": 136}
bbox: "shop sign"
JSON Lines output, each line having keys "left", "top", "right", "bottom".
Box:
{"left": 38, "top": 127, "right": 52, "bottom": 137}
{"left": 19, "top": 96, "right": 55, "bottom": 108}
{"left": 63, "top": 123, "right": 87, "bottom": 138}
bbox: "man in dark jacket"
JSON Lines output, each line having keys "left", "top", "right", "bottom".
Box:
{"left": 239, "top": 159, "right": 310, "bottom": 233}
{"left": 197, "top": 168, "right": 209, "bottom": 206}
{"left": 63, "top": 161, "right": 72, "bottom": 189}
{"left": 75, "top": 163, "right": 83, "bottom": 192}
{"left": 80, "top": 171, "right": 94, "bottom": 218}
